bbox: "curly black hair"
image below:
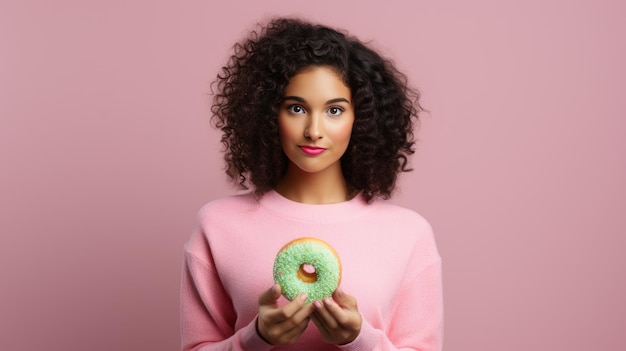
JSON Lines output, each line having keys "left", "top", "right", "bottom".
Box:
{"left": 211, "top": 17, "right": 422, "bottom": 202}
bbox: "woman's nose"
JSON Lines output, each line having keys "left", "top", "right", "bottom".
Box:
{"left": 304, "top": 114, "right": 322, "bottom": 140}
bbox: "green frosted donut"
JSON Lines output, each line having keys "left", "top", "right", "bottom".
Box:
{"left": 273, "top": 238, "right": 341, "bottom": 304}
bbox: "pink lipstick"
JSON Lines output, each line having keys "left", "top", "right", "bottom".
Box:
{"left": 299, "top": 146, "right": 326, "bottom": 156}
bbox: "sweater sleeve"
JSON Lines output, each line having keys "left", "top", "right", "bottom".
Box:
{"left": 338, "top": 259, "right": 444, "bottom": 351}
{"left": 180, "top": 249, "right": 273, "bottom": 351}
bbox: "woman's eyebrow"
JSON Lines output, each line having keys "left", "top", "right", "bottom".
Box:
{"left": 282, "top": 96, "right": 350, "bottom": 104}
{"left": 282, "top": 96, "right": 306, "bottom": 103}
{"left": 326, "top": 98, "right": 350, "bottom": 104}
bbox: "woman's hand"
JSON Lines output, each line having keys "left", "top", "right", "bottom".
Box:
{"left": 256, "top": 284, "right": 315, "bottom": 345}
{"left": 311, "top": 287, "right": 362, "bottom": 345}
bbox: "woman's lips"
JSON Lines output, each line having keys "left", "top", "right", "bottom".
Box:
{"left": 299, "top": 146, "right": 326, "bottom": 156}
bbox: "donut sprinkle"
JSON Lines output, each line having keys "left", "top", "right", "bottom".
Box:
{"left": 273, "top": 238, "right": 341, "bottom": 303}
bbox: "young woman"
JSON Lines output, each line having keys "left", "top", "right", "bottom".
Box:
{"left": 181, "top": 17, "right": 443, "bottom": 350}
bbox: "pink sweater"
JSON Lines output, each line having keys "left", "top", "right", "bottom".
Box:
{"left": 180, "top": 190, "right": 443, "bottom": 350}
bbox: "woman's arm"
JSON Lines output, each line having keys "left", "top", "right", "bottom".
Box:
{"left": 180, "top": 251, "right": 273, "bottom": 351}
{"left": 337, "top": 260, "right": 443, "bottom": 351}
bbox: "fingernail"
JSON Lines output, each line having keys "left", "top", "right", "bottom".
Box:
{"left": 271, "top": 284, "right": 278, "bottom": 294}
{"left": 299, "top": 293, "right": 308, "bottom": 302}
{"left": 324, "top": 298, "right": 333, "bottom": 306}
{"left": 313, "top": 300, "right": 323, "bottom": 308}
{"left": 335, "top": 287, "right": 343, "bottom": 296}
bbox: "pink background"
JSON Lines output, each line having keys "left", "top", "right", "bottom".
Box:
{"left": 1, "top": 1, "right": 624, "bottom": 350}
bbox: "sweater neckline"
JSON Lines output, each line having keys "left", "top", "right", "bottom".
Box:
{"left": 259, "top": 190, "right": 372, "bottom": 223}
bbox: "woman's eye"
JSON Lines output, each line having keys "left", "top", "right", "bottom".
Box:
{"left": 327, "top": 107, "right": 343, "bottom": 116}
{"left": 287, "top": 105, "right": 305, "bottom": 114}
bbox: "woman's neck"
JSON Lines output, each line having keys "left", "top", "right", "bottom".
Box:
{"left": 275, "top": 164, "right": 351, "bottom": 204}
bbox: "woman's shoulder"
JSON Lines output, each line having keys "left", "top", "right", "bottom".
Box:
{"left": 369, "top": 198, "right": 432, "bottom": 229}
{"left": 197, "top": 192, "right": 260, "bottom": 220}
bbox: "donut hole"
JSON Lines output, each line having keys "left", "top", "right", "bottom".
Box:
{"left": 297, "top": 263, "right": 317, "bottom": 283}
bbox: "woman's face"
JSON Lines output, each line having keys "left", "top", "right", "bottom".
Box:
{"left": 278, "top": 66, "right": 355, "bottom": 175}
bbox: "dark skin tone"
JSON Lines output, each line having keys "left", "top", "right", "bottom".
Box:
{"left": 310, "top": 287, "right": 362, "bottom": 344}
{"left": 257, "top": 285, "right": 314, "bottom": 344}
{"left": 256, "top": 285, "right": 362, "bottom": 345}
{"left": 256, "top": 66, "right": 363, "bottom": 345}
